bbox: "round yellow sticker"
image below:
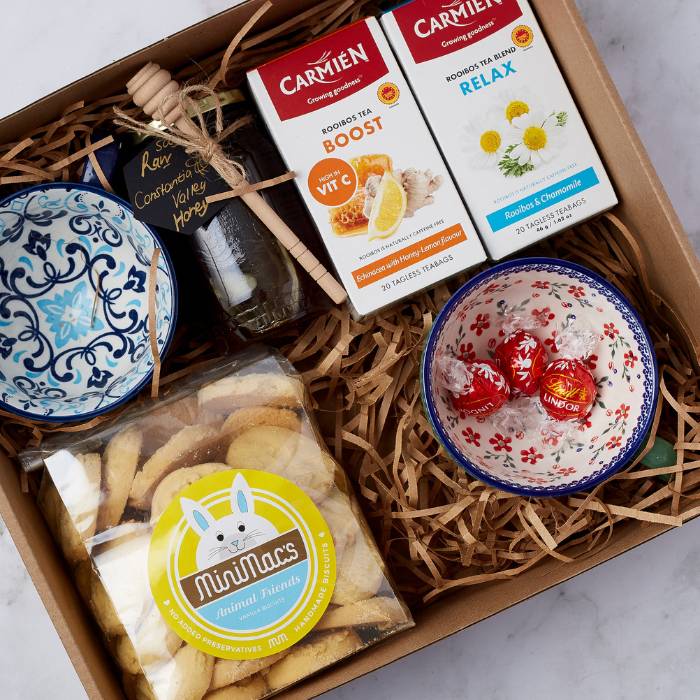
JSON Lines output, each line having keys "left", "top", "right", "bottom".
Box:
{"left": 512, "top": 24, "right": 534, "bottom": 48}
{"left": 149, "top": 469, "right": 336, "bottom": 659}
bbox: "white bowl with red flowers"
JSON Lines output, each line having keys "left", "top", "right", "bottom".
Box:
{"left": 421, "top": 258, "right": 658, "bottom": 496}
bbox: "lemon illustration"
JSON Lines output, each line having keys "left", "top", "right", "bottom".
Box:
{"left": 367, "top": 172, "right": 407, "bottom": 240}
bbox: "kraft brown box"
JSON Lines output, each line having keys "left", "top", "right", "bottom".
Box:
{"left": 0, "top": 1, "right": 698, "bottom": 698}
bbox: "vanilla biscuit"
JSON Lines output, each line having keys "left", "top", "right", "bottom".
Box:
{"left": 39, "top": 477, "right": 82, "bottom": 563}
{"left": 150, "top": 463, "right": 228, "bottom": 522}
{"left": 142, "top": 644, "right": 214, "bottom": 700}
{"left": 58, "top": 505, "right": 89, "bottom": 565}
{"left": 73, "top": 559, "right": 92, "bottom": 604}
{"left": 316, "top": 596, "right": 406, "bottom": 631}
{"left": 198, "top": 373, "right": 304, "bottom": 412}
{"left": 139, "top": 396, "right": 202, "bottom": 454}
{"left": 40, "top": 453, "right": 101, "bottom": 564}
{"left": 115, "top": 634, "right": 141, "bottom": 675}
{"left": 89, "top": 566, "right": 126, "bottom": 638}
{"left": 318, "top": 489, "right": 359, "bottom": 556}
{"left": 221, "top": 406, "right": 301, "bottom": 438}
{"left": 132, "top": 672, "right": 159, "bottom": 700}
{"left": 211, "top": 652, "right": 287, "bottom": 690}
{"left": 264, "top": 630, "right": 362, "bottom": 692}
{"left": 132, "top": 604, "right": 182, "bottom": 668}
{"left": 226, "top": 426, "right": 334, "bottom": 497}
{"left": 206, "top": 674, "right": 268, "bottom": 700}
{"left": 123, "top": 672, "right": 157, "bottom": 700}
{"left": 98, "top": 426, "right": 143, "bottom": 532}
{"left": 129, "top": 425, "right": 220, "bottom": 508}
{"left": 73, "top": 559, "right": 125, "bottom": 638}
{"left": 60, "top": 453, "right": 101, "bottom": 562}
{"left": 93, "top": 526, "right": 152, "bottom": 631}
{"left": 331, "top": 529, "right": 385, "bottom": 606}
{"left": 37, "top": 475, "right": 60, "bottom": 536}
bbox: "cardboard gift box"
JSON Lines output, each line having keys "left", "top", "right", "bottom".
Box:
{"left": 0, "top": 1, "right": 698, "bottom": 698}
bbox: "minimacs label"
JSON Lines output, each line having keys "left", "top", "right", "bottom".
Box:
{"left": 149, "top": 469, "right": 336, "bottom": 659}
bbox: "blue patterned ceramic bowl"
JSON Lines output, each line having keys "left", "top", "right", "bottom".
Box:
{"left": 422, "top": 258, "right": 658, "bottom": 496}
{"left": 0, "top": 183, "right": 177, "bottom": 422}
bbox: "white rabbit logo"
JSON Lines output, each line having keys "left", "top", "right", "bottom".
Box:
{"left": 181, "top": 473, "right": 278, "bottom": 570}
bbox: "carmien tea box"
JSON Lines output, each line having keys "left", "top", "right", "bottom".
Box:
{"left": 381, "top": 0, "right": 618, "bottom": 259}
{"left": 3, "top": 2, "right": 700, "bottom": 699}
{"left": 248, "top": 17, "right": 486, "bottom": 316}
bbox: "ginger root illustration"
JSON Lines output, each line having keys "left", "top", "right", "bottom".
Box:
{"left": 329, "top": 154, "right": 443, "bottom": 240}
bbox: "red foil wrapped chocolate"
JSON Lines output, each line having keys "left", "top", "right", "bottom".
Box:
{"left": 539, "top": 358, "right": 597, "bottom": 421}
{"left": 450, "top": 360, "right": 510, "bottom": 417}
{"left": 494, "top": 330, "right": 548, "bottom": 396}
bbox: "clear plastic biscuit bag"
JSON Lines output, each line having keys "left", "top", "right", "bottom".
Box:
{"left": 22, "top": 348, "right": 413, "bottom": 700}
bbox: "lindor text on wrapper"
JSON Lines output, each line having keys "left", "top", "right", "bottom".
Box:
{"left": 248, "top": 18, "right": 485, "bottom": 316}
{"left": 381, "top": 0, "right": 617, "bottom": 260}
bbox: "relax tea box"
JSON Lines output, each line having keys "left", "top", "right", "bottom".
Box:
{"left": 248, "top": 17, "right": 485, "bottom": 316}
{"left": 381, "top": 0, "right": 618, "bottom": 259}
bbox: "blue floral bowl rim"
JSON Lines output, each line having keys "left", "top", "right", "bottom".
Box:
{"left": 420, "top": 256, "right": 659, "bottom": 497}
{"left": 0, "top": 181, "right": 179, "bottom": 423}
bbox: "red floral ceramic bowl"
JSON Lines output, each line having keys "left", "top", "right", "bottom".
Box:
{"left": 421, "top": 258, "right": 658, "bottom": 496}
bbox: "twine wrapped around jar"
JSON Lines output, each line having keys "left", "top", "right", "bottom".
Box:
{"left": 115, "top": 70, "right": 347, "bottom": 305}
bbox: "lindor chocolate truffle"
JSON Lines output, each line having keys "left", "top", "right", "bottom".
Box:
{"left": 540, "top": 357, "right": 596, "bottom": 421}
{"left": 248, "top": 18, "right": 486, "bottom": 316}
{"left": 437, "top": 356, "right": 510, "bottom": 417}
{"left": 492, "top": 302, "right": 550, "bottom": 396}
{"left": 539, "top": 320, "right": 598, "bottom": 422}
{"left": 380, "top": 0, "right": 618, "bottom": 259}
{"left": 494, "top": 329, "right": 548, "bottom": 396}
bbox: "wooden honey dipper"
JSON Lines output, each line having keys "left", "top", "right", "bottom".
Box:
{"left": 126, "top": 63, "right": 347, "bottom": 305}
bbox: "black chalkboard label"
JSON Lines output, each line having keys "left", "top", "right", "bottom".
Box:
{"left": 123, "top": 138, "right": 231, "bottom": 235}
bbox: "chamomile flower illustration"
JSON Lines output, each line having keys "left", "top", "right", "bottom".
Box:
{"left": 463, "top": 109, "right": 506, "bottom": 168}
{"left": 499, "top": 110, "right": 568, "bottom": 176}
{"left": 498, "top": 92, "right": 542, "bottom": 124}
{"left": 505, "top": 99, "right": 530, "bottom": 123}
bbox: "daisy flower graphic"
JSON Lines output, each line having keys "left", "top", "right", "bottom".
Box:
{"left": 506, "top": 111, "right": 564, "bottom": 168}
{"left": 463, "top": 109, "right": 506, "bottom": 168}
{"left": 505, "top": 98, "right": 530, "bottom": 123}
{"left": 498, "top": 92, "right": 542, "bottom": 124}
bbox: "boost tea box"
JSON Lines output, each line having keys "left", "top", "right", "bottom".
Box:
{"left": 248, "top": 17, "right": 485, "bottom": 316}
{"left": 381, "top": 0, "right": 618, "bottom": 259}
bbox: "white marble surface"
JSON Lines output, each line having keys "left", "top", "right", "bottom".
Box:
{"left": 1, "top": 1, "right": 699, "bottom": 699}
